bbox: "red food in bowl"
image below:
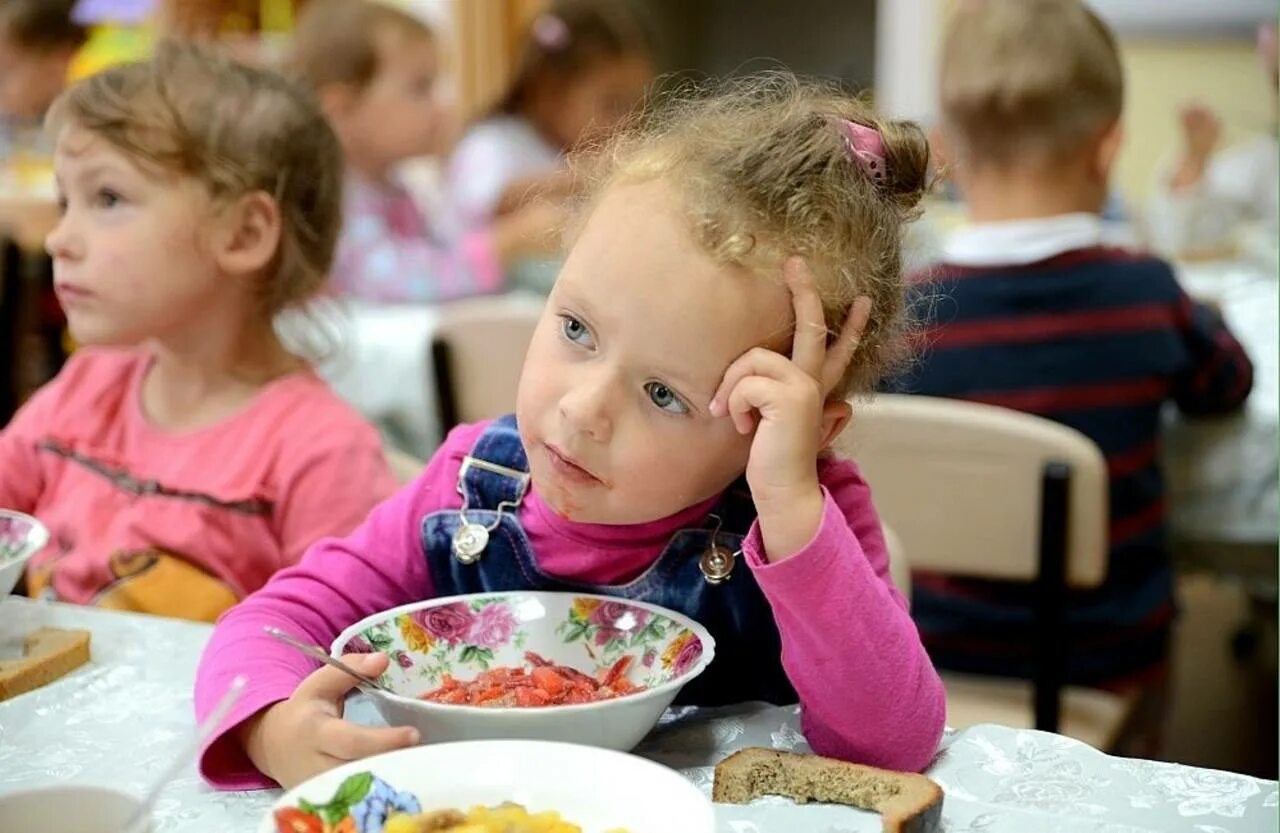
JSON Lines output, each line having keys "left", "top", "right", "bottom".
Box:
{"left": 420, "top": 651, "right": 643, "bottom": 707}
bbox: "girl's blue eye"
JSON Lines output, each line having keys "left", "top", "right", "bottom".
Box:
{"left": 560, "top": 315, "right": 594, "bottom": 347}
{"left": 95, "top": 188, "right": 122, "bottom": 209}
{"left": 645, "top": 381, "right": 688, "bottom": 414}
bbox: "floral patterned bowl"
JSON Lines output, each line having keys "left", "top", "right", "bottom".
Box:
{"left": 258, "top": 739, "right": 715, "bottom": 833}
{"left": 0, "top": 510, "right": 48, "bottom": 597}
{"left": 330, "top": 592, "right": 715, "bottom": 752}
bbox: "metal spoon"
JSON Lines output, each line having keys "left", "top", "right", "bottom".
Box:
{"left": 263, "top": 626, "right": 394, "bottom": 693}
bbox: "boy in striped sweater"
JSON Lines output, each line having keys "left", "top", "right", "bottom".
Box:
{"left": 897, "top": 0, "right": 1253, "bottom": 712}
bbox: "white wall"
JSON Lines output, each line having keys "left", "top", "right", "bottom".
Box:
{"left": 874, "top": 0, "right": 940, "bottom": 122}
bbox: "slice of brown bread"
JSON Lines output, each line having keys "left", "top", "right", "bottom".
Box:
{"left": 712, "top": 747, "right": 943, "bottom": 833}
{"left": 0, "top": 627, "right": 92, "bottom": 701}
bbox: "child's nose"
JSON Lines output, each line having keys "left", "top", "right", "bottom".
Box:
{"left": 44, "top": 212, "right": 78, "bottom": 261}
{"left": 559, "top": 375, "right": 613, "bottom": 442}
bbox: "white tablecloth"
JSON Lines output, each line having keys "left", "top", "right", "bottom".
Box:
{"left": 313, "top": 293, "right": 547, "bottom": 458}
{"left": 1165, "top": 261, "right": 1278, "bottom": 574}
{"left": 311, "top": 300, "right": 445, "bottom": 457}
{"left": 1, "top": 599, "right": 1275, "bottom": 832}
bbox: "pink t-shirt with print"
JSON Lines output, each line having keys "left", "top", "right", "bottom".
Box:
{"left": 0, "top": 347, "right": 396, "bottom": 621}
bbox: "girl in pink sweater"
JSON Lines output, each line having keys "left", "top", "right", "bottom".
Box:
{"left": 197, "top": 74, "right": 946, "bottom": 789}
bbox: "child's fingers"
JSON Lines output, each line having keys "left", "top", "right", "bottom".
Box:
{"left": 820, "top": 296, "right": 872, "bottom": 394}
{"left": 725, "top": 375, "right": 802, "bottom": 435}
{"left": 710, "top": 348, "right": 805, "bottom": 421}
{"left": 317, "top": 719, "right": 420, "bottom": 762}
{"left": 783, "top": 256, "right": 828, "bottom": 380}
{"left": 725, "top": 377, "right": 776, "bottom": 434}
{"left": 295, "top": 652, "right": 390, "bottom": 703}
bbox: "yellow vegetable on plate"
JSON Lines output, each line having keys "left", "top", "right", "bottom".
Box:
{"left": 384, "top": 804, "right": 630, "bottom": 833}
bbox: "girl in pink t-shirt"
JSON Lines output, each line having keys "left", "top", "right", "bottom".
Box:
{"left": 197, "top": 74, "right": 946, "bottom": 789}
{"left": 0, "top": 42, "right": 395, "bottom": 621}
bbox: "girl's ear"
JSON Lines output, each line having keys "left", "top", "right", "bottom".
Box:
{"left": 319, "top": 83, "right": 361, "bottom": 124}
{"left": 817, "top": 398, "right": 853, "bottom": 452}
{"left": 210, "top": 190, "right": 282, "bottom": 279}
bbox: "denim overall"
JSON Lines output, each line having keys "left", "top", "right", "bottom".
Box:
{"left": 421, "top": 415, "right": 797, "bottom": 707}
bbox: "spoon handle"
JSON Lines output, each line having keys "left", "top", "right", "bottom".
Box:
{"left": 263, "top": 626, "right": 391, "bottom": 692}
{"left": 119, "top": 675, "right": 247, "bottom": 833}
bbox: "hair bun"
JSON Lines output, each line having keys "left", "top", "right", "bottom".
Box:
{"left": 877, "top": 119, "right": 932, "bottom": 212}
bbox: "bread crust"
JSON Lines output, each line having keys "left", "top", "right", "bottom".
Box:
{"left": 712, "top": 747, "right": 943, "bottom": 833}
{"left": 0, "top": 627, "right": 92, "bottom": 701}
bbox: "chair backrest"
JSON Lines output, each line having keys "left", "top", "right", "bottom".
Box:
{"left": 430, "top": 296, "right": 545, "bottom": 433}
{"left": 882, "top": 522, "right": 911, "bottom": 597}
{"left": 834, "top": 394, "right": 1108, "bottom": 588}
{"left": 385, "top": 446, "right": 426, "bottom": 486}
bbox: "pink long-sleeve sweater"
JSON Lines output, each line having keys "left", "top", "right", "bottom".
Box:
{"left": 195, "top": 420, "right": 945, "bottom": 788}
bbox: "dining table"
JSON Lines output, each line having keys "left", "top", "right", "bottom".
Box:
{"left": 1164, "top": 257, "right": 1278, "bottom": 584}
{"left": 1, "top": 596, "right": 1276, "bottom": 832}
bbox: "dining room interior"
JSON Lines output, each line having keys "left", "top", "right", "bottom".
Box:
{"left": 0, "top": 0, "right": 1276, "bottom": 831}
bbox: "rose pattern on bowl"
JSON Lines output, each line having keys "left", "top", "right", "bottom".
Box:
{"left": 0, "top": 510, "right": 46, "bottom": 563}
{"left": 338, "top": 596, "right": 705, "bottom": 695}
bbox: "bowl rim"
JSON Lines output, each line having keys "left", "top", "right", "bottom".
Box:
{"left": 0, "top": 508, "right": 49, "bottom": 570}
{"left": 264, "top": 737, "right": 714, "bottom": 826}
{"left": 0, "top": 783, "right": 143, "bottom": 804}
{"left": 330, "top": 590, "right": 716, "bottom": 714}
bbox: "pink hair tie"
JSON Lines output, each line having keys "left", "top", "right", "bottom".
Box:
{"left": 834, "top": 118, "right": 888, "bottom": 187}
{"left": 533, "top": 13, "right": 571, "bottom": 51}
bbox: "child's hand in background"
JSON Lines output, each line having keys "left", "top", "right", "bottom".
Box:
{"left": 239, "top": 653, "right": 419, "bottom": 789}
{"left": 710, "top": 257, "right": 871, "bottom": 561}
{"left": 1171, "top": 103, "right": 1223, "bottom": 190}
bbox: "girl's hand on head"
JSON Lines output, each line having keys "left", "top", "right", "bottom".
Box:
{"left": 709, "top": 257, "right": 871, "bottom": 560}
{"left": 238, "top": 653, "right": 419, "bottom": 789}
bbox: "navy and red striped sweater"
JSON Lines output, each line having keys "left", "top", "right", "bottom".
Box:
{"left": 892, "top": 245, "right": 1254, "bottom": 685}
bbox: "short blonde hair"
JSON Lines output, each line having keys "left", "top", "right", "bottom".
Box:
{"left": 290, "top": 0, "right": 434, "bottom": 92}
{"left": 586, "top": 73, "right": 931, "bottom": 397}
{"left": 939, "top": 0, "right": 1122, "bottom": 168}
{"left": 46, "top": 40, "right": 344, "bottom": 315}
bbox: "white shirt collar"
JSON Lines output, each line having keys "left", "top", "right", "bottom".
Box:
{"left": 942, "top": 212, "right": 1108, "bottom": 267}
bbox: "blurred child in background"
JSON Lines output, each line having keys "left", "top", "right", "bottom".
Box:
{"left": 446, "top": 0, "right": 654, "bottom": 227}
{"left": 0, "top": 0, "right": 84, "bottom": 136}
{"left": 291, "top": 0, "right": 563, "bottom": 305}
{"left": 894, "top": 0, "right": 1254, "bottom": 751}
{"left": 1146, "top": 22, "right": 1278, "bottom": 261}
{"left": 0, "top": 41, "right": 394, "bottom": 621}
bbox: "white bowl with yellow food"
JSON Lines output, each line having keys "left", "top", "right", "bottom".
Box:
{"left": 259, "top": 739, "right": 715, "bottom": 833}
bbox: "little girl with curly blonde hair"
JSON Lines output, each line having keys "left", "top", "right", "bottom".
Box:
{"left": 196, "top": 73, "right": 946, "bottom": 789}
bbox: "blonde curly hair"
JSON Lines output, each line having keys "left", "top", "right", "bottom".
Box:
{"left": 579, "top": 73, "right": 931, "bottom": 397}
